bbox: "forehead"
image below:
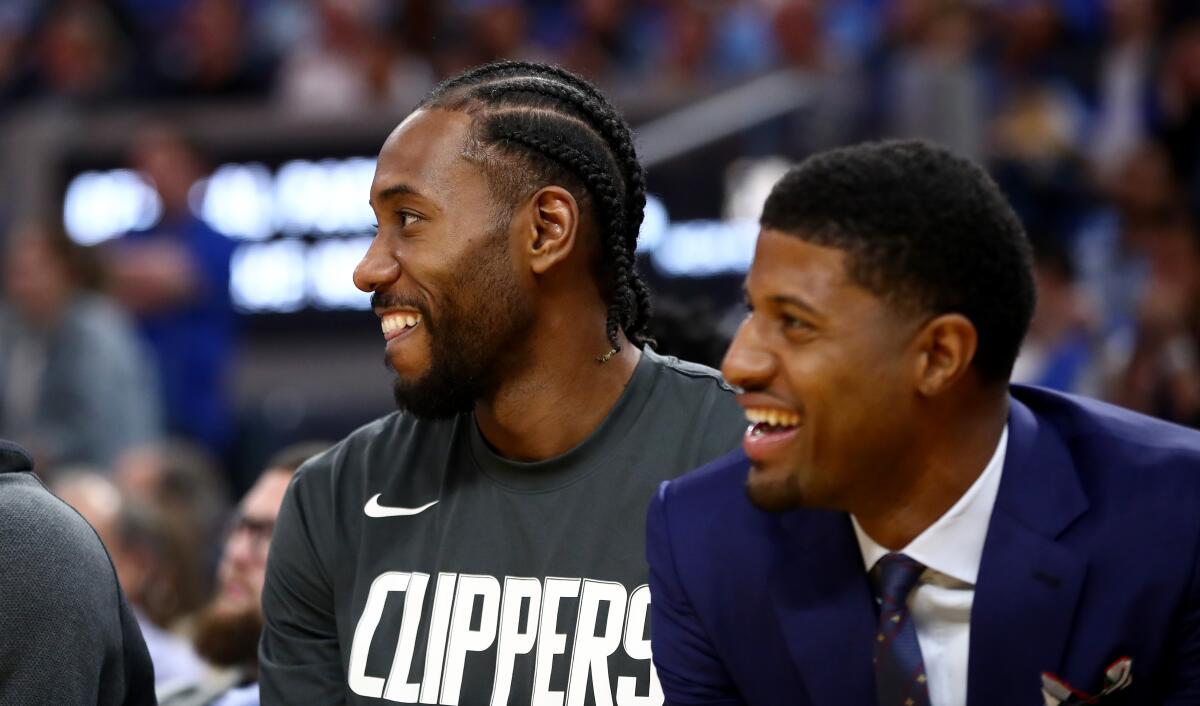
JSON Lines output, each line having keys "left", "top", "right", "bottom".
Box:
{"left": 371, "top": 109, "right": 481, "bottom": 202}
{"left": 746, "top": 229, "right": 852, "bottom": 300}
{"left": 239, "top": 470, "right": 292, "bottom": 520}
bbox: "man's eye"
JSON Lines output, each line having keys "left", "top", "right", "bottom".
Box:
{"left": 398, "top": 211, "right": 421, "bottom": 228}
{"left": 781, "top": 314, "right": 810, "bottom": 330}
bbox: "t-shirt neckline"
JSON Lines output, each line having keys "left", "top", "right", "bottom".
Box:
{"left": 466, "top": 347, "right": 661, "bottom": 493}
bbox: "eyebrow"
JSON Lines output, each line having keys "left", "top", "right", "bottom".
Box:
{"left": 742, "top": 283, "right": 820, "bottom": 314}
{"left": 769, "top": 294, "right": 821, "bottom": 316}
{"left": 369, "top": 182, "right": 422, "bottom": 207}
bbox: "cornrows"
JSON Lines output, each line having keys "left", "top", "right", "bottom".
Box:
{"left": 418, "top": 61, "right": 653, "bottom": 357}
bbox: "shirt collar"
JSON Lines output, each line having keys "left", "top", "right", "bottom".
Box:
{"left": 852, "top": 425, "right": 1008, "bottom": 586}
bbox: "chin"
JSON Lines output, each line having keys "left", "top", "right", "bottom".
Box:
{"left": 387, "top": 355, "right": 431, "bottom": 382}
{"left": 744, "top": 468, "right": 807, "bottom": 512}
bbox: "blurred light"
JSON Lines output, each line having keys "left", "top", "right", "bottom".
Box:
{"left": 651, "top": 219, "right": 759, "bottom": 277}
{"left": 274, "top": 158, "right": 376, "bottom": 235}
{"left": 200, "top": 163, "right": 275, "bottom": 240}
{"left": 274, "top": 159, "right": 331, "bottom": 235}
{"left": 723, "top": 156, "right": 791, "bottom": 221}
{"left": 317, "top": 158, "right": 376, "bottom": 234}
{"left": 63, "top": 158, "right": 763, "bottom": 314}
{"left": 63, "top": 169, "right": 162, "bottom": 245}
{"left": 637, "top": 193, "right": 669, "bottom": 253}
{"left": 230, "top": 240, "right": 307, "bottom": 313}
{"left": 308, "top": 237, "right": 373, "bottom": 310}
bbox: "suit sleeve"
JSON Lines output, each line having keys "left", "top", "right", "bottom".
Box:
{"left": 647, "top": 481, "right": 746, "bottom": 706}
{"left": 1164, "top": 514, "right": 1200, "bottom": 703}
{"left": 258, "top": 474, "right": 347, "bottom": 705}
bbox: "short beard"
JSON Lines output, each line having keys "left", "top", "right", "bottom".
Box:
{"left": 744, "top": 466, "right": 808, "bottom": 512}
{"left": 193, "top": 601, "right": 263, "bottom": 670}
{"left": 388, "top": 226, "right": 534, "bottom": 420}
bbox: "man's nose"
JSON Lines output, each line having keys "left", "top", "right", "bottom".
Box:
{"left": 224, "top": 529, "right": 257, "bottom": 567}
{"left": 352, "top": 235, "right": 401, "bottom": 293}
{"left": 721, "top": 318, "right": 776, "bottom": 390}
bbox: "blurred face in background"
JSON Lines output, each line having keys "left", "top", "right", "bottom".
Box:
{"left": 3, "top": 227, "right": 74, "bottom": 327}
{"left": 193, "top": 468, "right": 291, "bottom": 668}
{"left": 130, "top": 126, "right": 203, "bottom": 216}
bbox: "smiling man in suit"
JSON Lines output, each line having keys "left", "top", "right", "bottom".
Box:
{"left": 647, "top": 140, "right": 1200, "bottom": 706}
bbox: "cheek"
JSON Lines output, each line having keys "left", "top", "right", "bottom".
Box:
{"left": 787, "top": 343, "right": 906, "bottom": 435}
{"left": 248, "top": 565, "right": 268, "bottom": 598}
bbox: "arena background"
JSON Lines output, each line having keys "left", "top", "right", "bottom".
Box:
{"left": 1, "top": 0, "right": 1199, "bottom": 625}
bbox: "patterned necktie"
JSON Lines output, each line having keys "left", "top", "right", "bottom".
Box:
{"left": 871, "top": 553, "right": 932, "bottom": 706}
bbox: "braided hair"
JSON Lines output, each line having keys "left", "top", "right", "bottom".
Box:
{"left": 417, "top": 60, "right": 653, "bottom": 357}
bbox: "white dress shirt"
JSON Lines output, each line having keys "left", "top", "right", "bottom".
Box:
{"left": 852, "top": 426, "right": 1008, "bottom": 706}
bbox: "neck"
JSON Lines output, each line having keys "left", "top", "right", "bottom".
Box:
{"left": 852, "top": 388, "right": 1008, "bottom": 550}
{"left": 473, "top": 306, "right": 641, "bottom": 462}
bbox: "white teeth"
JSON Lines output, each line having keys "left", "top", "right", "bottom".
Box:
{"left": 744, "top": 407, "right": 800, "bottom": 428}
{"left": 381, "top": 313, "right": 422, "bottom": 335}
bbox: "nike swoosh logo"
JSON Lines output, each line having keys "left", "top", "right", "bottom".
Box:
{"left": 364, "top": 494, "right": 439, "bottom": 518}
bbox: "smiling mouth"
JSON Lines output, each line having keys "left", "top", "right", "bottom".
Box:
{"left": 380, "top": 312, "right": 422, "bottom": 341}
{"left": 744, "top": 407, "right": 801, "bottom": 435}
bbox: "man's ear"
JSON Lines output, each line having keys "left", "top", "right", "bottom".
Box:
{"left": 525, "top": 186, "right": 580, "bottom": 275}
{"left": 912, "top": 313, "right": 978, "bottom": 397}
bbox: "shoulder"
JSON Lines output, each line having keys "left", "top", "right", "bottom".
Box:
{"left": 1012, "top": 385, "right": 1200, "bottom": 532}
{"left": 287, "top": 410, "right": 461, "bottom": 522}
{"left": 292, "top": 411, "right": 457, "bottom": 485}
{"left": 642, "top": 347, "right": 744, "bottom": 427}
{"left": 654, "top": 448, "right": 754, "bottom": 526}
{"left": 0, "top": 470, "right": 121, "bottom": 617}
{"left": 1013, "top": 385, "right": 1200, "bottom": 469}
{"left": 643, "top": 346, "right": 736, "bottom": 395}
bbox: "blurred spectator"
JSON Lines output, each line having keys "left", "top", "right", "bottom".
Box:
{"left": 275, "top": 0, "right": 432, "bottom": 118}
{"left": 154, "top": 0, "right": 272, "bottom": 98}
{"left": 116, "top": 437, "right": 233, "bottom": 625}
{"left": 882, "top": 0, "right": 988, "bottom": 160}
{"left": 0, "top": 223, "right": 161, "bottom": 470}
{"left": 105, "top": 124, "right": 237, "bottom": 458}
{"left": 0, "top": 1, "right": 38, "bottom": 106}
{"left": 1075, "top": 142, "right": 1184, "bottom": 339}
{"left": 33, "top": 0, "right": 133, "bottom": 105}
{"left": 1156, "top": 18, "right": 1200, "bottom": 200}
{"left": 1012, "top": 241, "right": 1099, "bottom": 395}
{"left": 158, "top": 441, "right": 330, "bottom": 706}
{"left": 52, "top": 469, "right": 208, "bottom": 691}
{"left": 1111, "top": 207, "right": 1200, "bottom": 426}
{"left": 1087, "top": 0, "right": 1159, "bottom": 180}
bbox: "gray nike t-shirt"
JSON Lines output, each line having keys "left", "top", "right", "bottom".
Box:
{"left": 260, "top": 348, "right": 745, "bottom": 705}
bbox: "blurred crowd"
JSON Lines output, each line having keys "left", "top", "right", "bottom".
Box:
{"left": 2, "top": 0, "right": 1200, "bottom": 694}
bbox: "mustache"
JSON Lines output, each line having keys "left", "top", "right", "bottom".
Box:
{"left": 371, "top": 291, "right": 431, "bottom": 318}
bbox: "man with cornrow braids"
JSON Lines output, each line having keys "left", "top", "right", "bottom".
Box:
{"left": 259, "top": 61, "right": 744, "bottom": 705}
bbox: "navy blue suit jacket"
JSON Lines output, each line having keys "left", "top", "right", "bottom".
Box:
{"left": 647, "top": 386, "right": 1200, "bottom": 705}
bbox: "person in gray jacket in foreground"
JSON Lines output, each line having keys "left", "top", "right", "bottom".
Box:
{"left": 0, "top": 439, "right": 156, "bottom": 705}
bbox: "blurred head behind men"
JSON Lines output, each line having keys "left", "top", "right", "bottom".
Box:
{"left": 130, "top": 122, "right": 207, "bottom": 218}
{"left": 723, "top": 139, "right": 1035, "bottom": 548}
{"left": 50, "top": 471, "right": 170, "bottom": 620}
{"left": 115, "top": 439, "right": 231, "bottom": 625}
{"left": 2, "top": 223, "right": 95, "bottom": 328}
{"left": 192, "top": 441, "right": 330, "bottom": 672}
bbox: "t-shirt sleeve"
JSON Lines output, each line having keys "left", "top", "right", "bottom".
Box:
{"left": 259, "top": 471, "right": 346, "bottom": 705}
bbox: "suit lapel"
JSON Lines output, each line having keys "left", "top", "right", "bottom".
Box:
{"left": 967, "top": 395, "right": 1089, "bottom": 706}
{"left": 769, "top": 510, "right": 877, "bottom": 706}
